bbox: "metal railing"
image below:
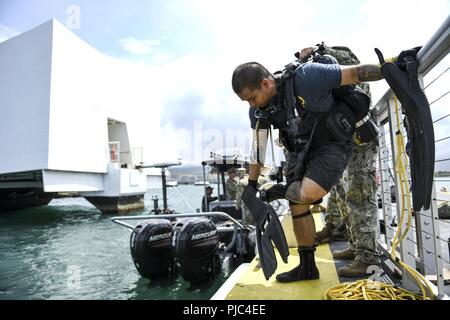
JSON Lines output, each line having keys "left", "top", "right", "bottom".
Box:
{"left": 374, "top": 14, "right": 450, "bottom": 298}
{"left": 111, "top": 212, "right": 245, "bottom": 230}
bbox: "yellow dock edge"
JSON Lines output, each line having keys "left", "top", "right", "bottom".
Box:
{"left": 223, "top": 212, "right": 340, "bottom": 300}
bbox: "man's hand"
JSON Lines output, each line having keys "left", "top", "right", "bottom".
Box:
{"left": 260, "top": 183, "right": 287, "bottom": 203}
{"left": 295, "top": 47, "right": 316, "bottom": 62}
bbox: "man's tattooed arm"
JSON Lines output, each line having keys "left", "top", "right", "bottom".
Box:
{"left": 340, "top": 64, "right": 384, "bottom": 86}
{"left": 356, "top": 64, "right": 384, "bottom": 82}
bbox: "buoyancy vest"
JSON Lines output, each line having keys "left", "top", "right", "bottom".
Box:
{"left": 313, "top": 43, "right": 379, "bottom": 143}
{"left": 255, "top": 45, "right": 376, "bottom": 155}
{"left": 255, "top": 61, "right": 358, "bottom": 154}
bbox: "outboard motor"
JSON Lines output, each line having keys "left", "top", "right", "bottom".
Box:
{"left": 130, "top": 219, "right": 174, "bottom": 280}
{"left": 172, "top": 218, "right": 221, "bottom": 285}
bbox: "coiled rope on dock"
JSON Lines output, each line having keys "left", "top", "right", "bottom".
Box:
{"left": 324, "top": 279, "right": 426, "bottom": 300}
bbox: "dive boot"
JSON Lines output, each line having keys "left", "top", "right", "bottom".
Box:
{"left": 276, "top": 246, "right": 320, "bottom": 283}
{"left": 332, "top": 247, "right": 356, "bottom": 260}
{"left": 338, "top": 259, "right": 379, "bottom": 278}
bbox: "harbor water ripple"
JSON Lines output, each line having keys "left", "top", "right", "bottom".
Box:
{"left": 0, "top": 185, "right": 226, "bottom": 300}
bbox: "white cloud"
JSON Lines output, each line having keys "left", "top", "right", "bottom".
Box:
{"left": 0, "top": 24, "right": 19, "bottom": 42}
{"left": 344, "top": 0, "right": 450, "bottom": 103}
{"left": 107, "top": 0, "right": 450, "bottom": 165}
{"left": 190, "top": 0, "right": 318, "bottom": 69}
{"left": 119, "top": 36, "right": 161, "bottom": 55}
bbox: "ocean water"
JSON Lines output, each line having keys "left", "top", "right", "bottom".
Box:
{"left": 0, "top": 185, "right": 227, "bottom": 300}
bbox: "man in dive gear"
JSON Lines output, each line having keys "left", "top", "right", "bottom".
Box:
{"left": 316, "top": 136, "right": 381, "bottom": 277}
{"left": 307, "top": 50, "right": 382, "bottom": 277}
{"left": 232, "top": 56, "right": 384, "bottom": 282}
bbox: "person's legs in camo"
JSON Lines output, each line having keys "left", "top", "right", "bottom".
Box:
{"left": 315, "top": 177, "right": 348, "bottom": 244}
{"left": 335, "top": 140, "right": 380, "bottom": 277}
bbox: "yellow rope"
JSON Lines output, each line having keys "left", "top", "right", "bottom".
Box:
{"left": 324, "top": 279, "right": 423, "bottom": 300}
{"left": 390, "top": 96, "right": 434, "bottom": 300}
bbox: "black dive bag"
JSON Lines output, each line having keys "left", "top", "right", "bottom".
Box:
{"left": 312, "top": 52, "right": 377, "bottom": 143}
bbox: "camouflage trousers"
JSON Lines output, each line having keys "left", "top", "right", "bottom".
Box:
{"left": 325, "top": 140, "right": 380, "bottom": 265}
{"left": 325, "top": 177, "right": 347, "bottom": 232}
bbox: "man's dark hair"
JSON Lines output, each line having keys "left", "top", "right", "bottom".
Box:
{"left": 231, "top": 62, "right": 272, "bottom": 94}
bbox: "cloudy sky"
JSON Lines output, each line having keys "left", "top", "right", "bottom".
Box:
{"left": 0, "top": 0, "right": 449, "bottom": 169}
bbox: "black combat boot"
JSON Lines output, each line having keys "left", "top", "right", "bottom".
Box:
{"left": 275, "top": 246, "right": 320, "bottom": 282}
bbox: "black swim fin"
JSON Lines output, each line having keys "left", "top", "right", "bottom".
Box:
{"left": 375, "top": 47, "right": 435, "bottom": 211}
{"left": 242, "top": 185, "right": 290, "bottom": 280}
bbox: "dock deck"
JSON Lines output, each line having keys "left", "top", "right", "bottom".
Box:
{"left": 220, "top": 213, "right": 341, "bottom": 300}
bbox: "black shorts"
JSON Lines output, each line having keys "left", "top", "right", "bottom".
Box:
{"left": 285, "top": 141, "right": 353, "bottom": 192}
